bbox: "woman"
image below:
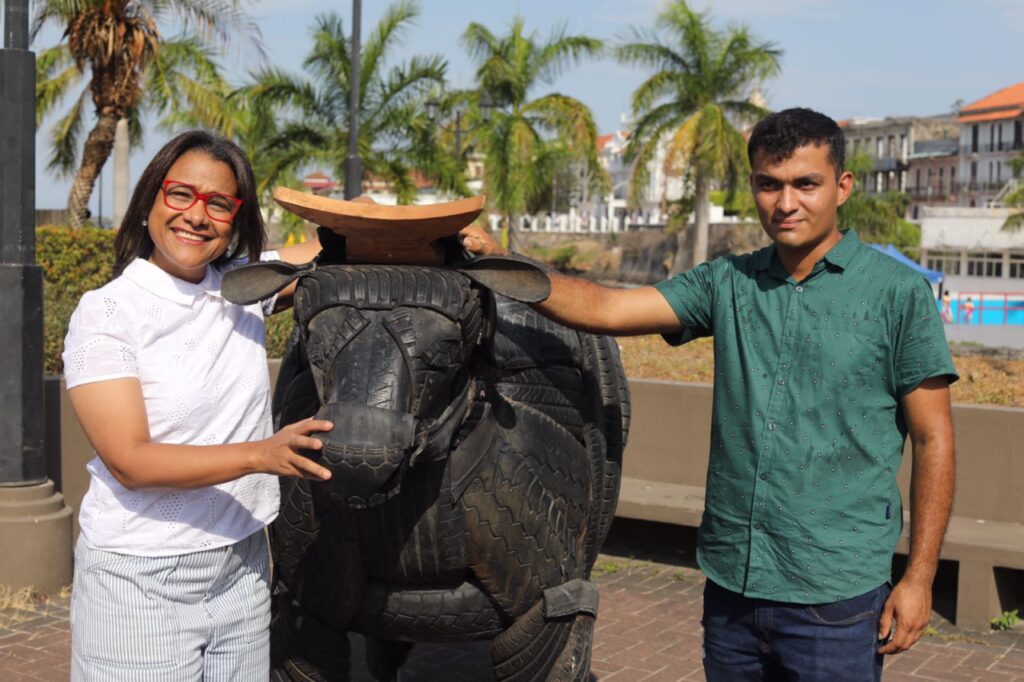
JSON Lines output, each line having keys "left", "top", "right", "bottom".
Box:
{"left": 63, "top": 130, "right": 331, "bottom": 681}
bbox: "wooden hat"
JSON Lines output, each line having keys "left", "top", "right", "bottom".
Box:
{"left": 273, "top": 187, "right": 485, "bottom": 265}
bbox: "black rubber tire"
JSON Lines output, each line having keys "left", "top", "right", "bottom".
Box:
{"left": 353, "top": 578, "right": 506, "bottom": 642}
{"left": 490, "top": 599, "right": 573, "bottom": 682}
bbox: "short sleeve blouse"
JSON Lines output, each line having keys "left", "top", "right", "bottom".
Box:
{"left": 63, "top": 256, "right": 281, "bottom": 556}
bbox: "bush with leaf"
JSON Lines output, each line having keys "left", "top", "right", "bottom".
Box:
{"left": 37, "top": 226, "right": 117, "bottom": 375}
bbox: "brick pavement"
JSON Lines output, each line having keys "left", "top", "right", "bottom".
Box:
{"left": 2, "top": 519, "right": 1022, "bottom": 681}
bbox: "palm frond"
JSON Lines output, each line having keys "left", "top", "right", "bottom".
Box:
{"left": 47, "top": 88, "right": 88, "bottom": 176}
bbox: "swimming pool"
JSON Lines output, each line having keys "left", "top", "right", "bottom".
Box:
{"left": 942, "top": 297, "right": 1024, "bottom": 325}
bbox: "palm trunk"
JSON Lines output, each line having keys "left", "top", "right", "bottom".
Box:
{"left": 670, "top": 171, "right": 710, "bottom": 274}
{"left": 67, "top": 112, "right": 119, "bottom": 230}
{"left": 692, "top": 172, "right": 710, "bottom": 267}
{"left": 503, "top": 212, "right": 516, "bottom": 251}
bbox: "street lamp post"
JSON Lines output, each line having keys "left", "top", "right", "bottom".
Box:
{"left": 426, "top": 93, "right": 494, "bottom": 164}
{"left": 344, "top": 0, "right": 362, "bottom": 200}
{"left": 0, "top": 0, "right": 73, "bottom": 592}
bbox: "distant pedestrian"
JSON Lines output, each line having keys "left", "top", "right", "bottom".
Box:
{"left": 941, "top": 291, "right": 953, "bottom": 323}
{"left": 963, "top": 296, "right": 975, "bottom": 324}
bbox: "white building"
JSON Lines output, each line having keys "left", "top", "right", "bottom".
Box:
{"left": 840, "top": 114, "right": 958, "bottom": 196}
{"left": 919, "top": 206, "right": 1024, "bottom": 293}
{"left": 957, "top": 81, "right": 1024, "bottom": 207}
{"left": 586, "top": 128, "right": 686, "bottom": 230}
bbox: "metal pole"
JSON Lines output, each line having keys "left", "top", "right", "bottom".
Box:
{"left": 0, "top": 0, "right": 74, "bottom": 596}
{"left": 5, "top": 0, "right": 29, "bottom": 50}
{"left": 454, "top": 109, "right": 462, "bottom": 160}
{"left": 344, "top": 0, "right": 362, "bottom": 200}
{"left": 0, "top": 0, "right": 44, "bottom": 484}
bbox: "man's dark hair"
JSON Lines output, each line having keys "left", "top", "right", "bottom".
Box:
{"left": 747, "top": 108, "right": 845, "bottom": 179}
{"left": 113, "top": 130, "right": 266, "bottom": 277}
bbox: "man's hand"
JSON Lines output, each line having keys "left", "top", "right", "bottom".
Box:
{"left": 877, "top": 579, "right": 932, "bottom": 654}
{"left": 459, "top": 225, "right": 505, "bottom": 256}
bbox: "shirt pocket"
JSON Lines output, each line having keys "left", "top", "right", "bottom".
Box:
{"left": 805, "top": 320, "right": 890, "bottom": 397}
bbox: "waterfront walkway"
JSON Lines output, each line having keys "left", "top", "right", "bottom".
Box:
{"left": 2, "top": 519, "right": 1022, "bottom": 681}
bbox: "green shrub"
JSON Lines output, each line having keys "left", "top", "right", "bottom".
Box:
{"left": 265, "top": 311, "right": 295, "bottom": 359}
{"left": 37, "top": 226, "right": 117, "bottom": 375}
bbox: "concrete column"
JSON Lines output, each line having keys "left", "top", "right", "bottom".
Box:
{"left": 956, "top": 560, "right": 1001, "bottom": 631}
{"left": 112, "top": 118, "right": 129, "bottom": 229}
{"left": 0, "top": 4, "right": 73, "bottom": 594}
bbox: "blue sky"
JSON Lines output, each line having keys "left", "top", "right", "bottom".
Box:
{"left": 31, "top": 0, "right": 1024, "bottom": 212}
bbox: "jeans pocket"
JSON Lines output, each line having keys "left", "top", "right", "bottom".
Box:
{"left": 805, "top": 584, "right": 886, "bottom": 626}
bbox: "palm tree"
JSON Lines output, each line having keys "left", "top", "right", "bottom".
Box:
{"left": 461, "top": 16, "right": 606, "bottom": 248}
{"left": 32, "top": 0, "right": 260, "bottom": 229}
{"left": 1001, "top": 155, "right": 1024, "bottom": 232}
{"left": 242, "top": 0, "right": 463, "bottom": 206}
{"left": 617, "top": 0, "right": 781, "bottom": 269}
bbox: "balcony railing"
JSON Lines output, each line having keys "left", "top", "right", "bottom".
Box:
{"left": 958, "top": 180, "right": 1009, "bottom": 192}
{"left": 907, "top": 187, "right": 952, "bottom": 200}
{"left": 960, "top": 141, "right": 1024, "bottom": 155}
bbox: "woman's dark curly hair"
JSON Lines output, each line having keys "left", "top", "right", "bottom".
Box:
{"left": 113, "top": 130, "right": 265, "bottom": 277}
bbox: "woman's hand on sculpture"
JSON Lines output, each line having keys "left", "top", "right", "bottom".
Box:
{"left": 254, "top": 417, "right": 334, "bottom": 480}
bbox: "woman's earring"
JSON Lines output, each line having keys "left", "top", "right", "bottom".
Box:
{"left": 142, "top": 219, "right": 148, "bottom": 227}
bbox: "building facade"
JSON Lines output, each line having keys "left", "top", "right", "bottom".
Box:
{"left": 920, "top": 206, "right": 1024, "bottom": 293}
{"left": 957, "top": 81, "right": 1024, "bottom": 207}
{"left": 842, "top": 115, "right": 958, "bottom": 196}
{"left": 906, "top": 138, "right": 959, "bottom": 219}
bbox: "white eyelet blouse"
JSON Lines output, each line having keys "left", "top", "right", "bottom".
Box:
{"left": 63, "top": 255, "right": 281, "bottom": 556}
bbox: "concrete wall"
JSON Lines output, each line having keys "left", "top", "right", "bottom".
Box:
{"left": 47, "top": 371, "right": 1024, "bottom": 547}
{"left": 623, "top": 379, "right": 1024, "bottom": 525}
{"left": 921, "top": 206, "right": 1019, "bottom": 251}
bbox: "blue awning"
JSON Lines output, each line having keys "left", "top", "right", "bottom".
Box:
{"left": 868, "top": 244, "right": 943, "bottom": 285}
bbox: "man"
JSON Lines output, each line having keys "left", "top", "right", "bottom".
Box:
{"left": 462, "top": 108, "right": 957, "bottom": 681}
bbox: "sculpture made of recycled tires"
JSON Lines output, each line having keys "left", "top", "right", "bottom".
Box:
{"left": 225, "top": 206, "right": 630, "bottom": 681}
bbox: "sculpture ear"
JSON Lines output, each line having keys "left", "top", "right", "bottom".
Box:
{"left": 453, "top": 254, "right": 552, "bottom": 303}
{"left": 222, "top": 260, "right": 317, "bottom": 305}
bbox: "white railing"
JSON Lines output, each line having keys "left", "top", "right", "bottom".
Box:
{"left": 486, "top": 212, "right": 662, "bottom": 234}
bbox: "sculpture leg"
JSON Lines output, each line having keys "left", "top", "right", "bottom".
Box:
{"left": 270, "top": 596, "right": 353, "bottom": 682}
{"left": 365, "top": 637, "right": 414, "bottom": 682}
{"left": 489, "top": 579, "right": 599, "bottom": 681}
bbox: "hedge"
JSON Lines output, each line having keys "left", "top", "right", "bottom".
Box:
{"left": 38, "top": 226, "right": 117, "bottom": 375}
{"left": 38, "top": 226, "right": 295, "bottom": 375}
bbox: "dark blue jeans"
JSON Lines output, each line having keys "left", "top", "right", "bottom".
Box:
{"left": 702, "top": 580, "right": 891, "bottom": 682}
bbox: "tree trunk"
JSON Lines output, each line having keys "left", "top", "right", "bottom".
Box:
{"left": 503, "top": 212, "right": 517, "bottom": 252}
{"left": 692, "top": 172, "right": 710, "bottom": 267}
{"left": 67, "top": 112, "right": 119, "bottom": 230}
{"left": 113, "top": 118, "right": 130, "bottom": 230}
{"left": 670, "top": 171, "right": 710, "bottom": 275}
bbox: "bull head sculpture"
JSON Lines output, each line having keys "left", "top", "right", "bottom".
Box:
{"left": 221, "top": 190, "right": 629, "bottom": 682}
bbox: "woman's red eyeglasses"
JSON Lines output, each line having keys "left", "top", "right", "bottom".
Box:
{"left": 161, "top": 180, "right": 242, "bottom": 222}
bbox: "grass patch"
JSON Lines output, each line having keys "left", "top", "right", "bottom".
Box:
{"left": 615, "top": 336, "right": 1024, "bottom": 408}
{"left": 0, "top": 585, "right": 70, "bottom": 630}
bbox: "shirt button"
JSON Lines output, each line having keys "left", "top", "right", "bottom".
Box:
{"left": 777, "top": 378, "right": 785, "bottom": 385}
{"left": 755, "top": 523, "right": 764, "bottom": 530}
{"left": 760, "top": 473, "right": 768, "bottom": 481}
{"left": 795, "top": 285, "right": 804, "bottom": 292}
{"left": 768, "top": 419, "right": 776, "bottom": 430}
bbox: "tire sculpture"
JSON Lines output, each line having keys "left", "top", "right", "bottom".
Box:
{"left": 223, "top": 194, "right": 630, "bottom": 681}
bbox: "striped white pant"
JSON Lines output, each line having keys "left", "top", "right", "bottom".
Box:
{"left": 71, "top": 529, "right": 271, "bottom": 681}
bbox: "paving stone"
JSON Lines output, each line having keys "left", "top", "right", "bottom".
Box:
{"left": 1, "top": 518, "right": 1022, "bottom": 680}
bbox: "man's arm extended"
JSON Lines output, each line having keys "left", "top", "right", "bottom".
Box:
{"left": 878, "top": 375, "right": 955, "bottom": 654}
{"left": 459, "top": 225, "right": 683, "bottom": 336}
{"left": 536, "top": 271, "right": 683, "bottom": 336}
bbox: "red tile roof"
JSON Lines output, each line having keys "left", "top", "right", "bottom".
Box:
{"left": 959, "top": 81, "right": 1024, "bottom": 124}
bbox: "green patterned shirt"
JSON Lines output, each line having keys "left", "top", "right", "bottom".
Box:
{"left": 654, "top": 230, "right": 958, "bottom": 603}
